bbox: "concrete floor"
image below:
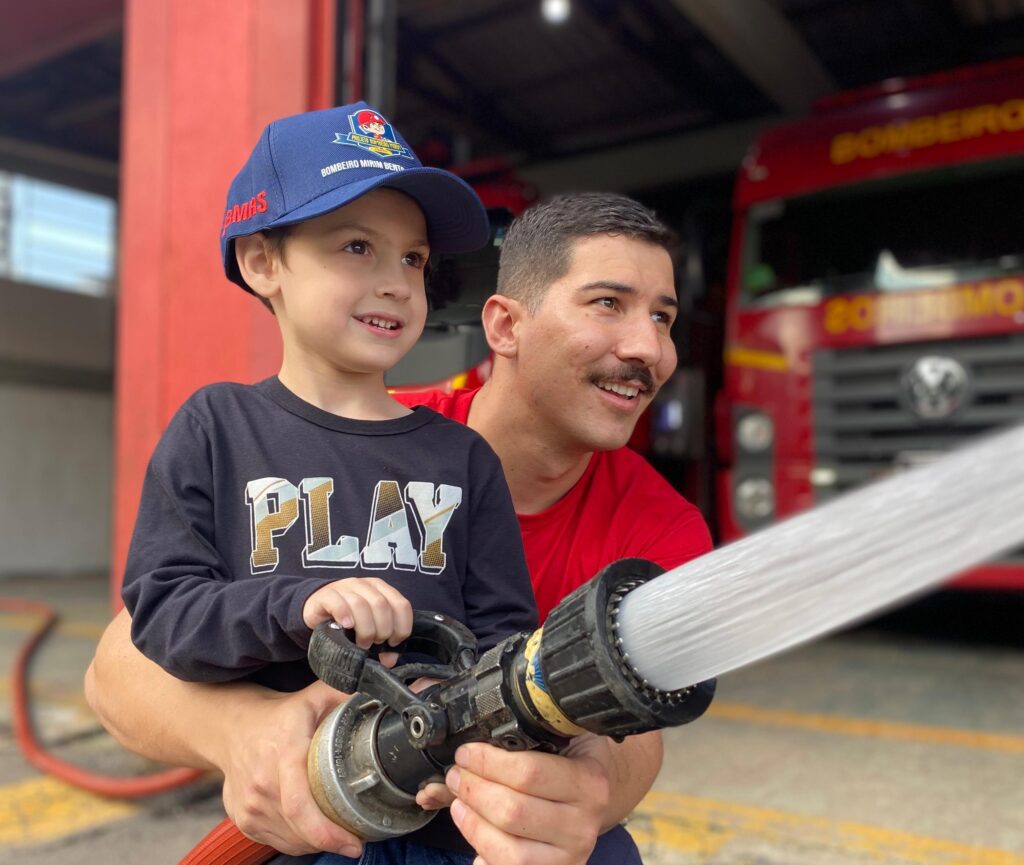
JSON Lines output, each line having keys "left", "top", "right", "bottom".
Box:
{"left": 1, "top": 574, "right": 1022, "bottom": 865}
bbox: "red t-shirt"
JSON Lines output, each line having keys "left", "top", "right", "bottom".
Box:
{"left": 396, "top": 388, "right": 713, "bottom": 621}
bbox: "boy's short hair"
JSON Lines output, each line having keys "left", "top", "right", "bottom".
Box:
{"left": 221, "top": 101, "right": 490, "bottom": 296}
{"left": 496, "top": 192, "right": 676, "bottom": 311}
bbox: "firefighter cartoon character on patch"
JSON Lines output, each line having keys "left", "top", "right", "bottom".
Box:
{"left": 335, "top": 108, "right": 414, "bottom": 159}
{"left": 357, "top": 109, "right": 387, "bottom": 139}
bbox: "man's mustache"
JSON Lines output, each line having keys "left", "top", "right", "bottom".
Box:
{"left": 588, "top": 364, "right": 656, "bottom": 393}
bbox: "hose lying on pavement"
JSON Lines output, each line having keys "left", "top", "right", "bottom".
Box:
{"left": 2, "top": 595, "right": 203, "bottom": 797}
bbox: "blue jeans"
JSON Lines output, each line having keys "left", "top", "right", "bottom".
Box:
{"left": 311, "top": 838, "right": 472, "bottom": 865}
{"left": 310, "top": 825, "right": 642, "bottom": 865}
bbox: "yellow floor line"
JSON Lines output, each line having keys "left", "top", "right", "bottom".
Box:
{"left": 631, "top": 791, "right": 1024, "bottom": 865}
{"left": 0, "top": 677, "right": 95, "bottom": 711}
{"left": 0, "top": 613, "right": 105, "bottom": 640}
{"left": 708, "top": 701, "right": 1024, "bottom": 754}
{"left": 0, "top": 776, "right": 137, "bottom": 846}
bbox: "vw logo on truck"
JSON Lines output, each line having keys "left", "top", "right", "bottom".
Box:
{"left": 900, "top": 355, "right": 970, "bottom": 420}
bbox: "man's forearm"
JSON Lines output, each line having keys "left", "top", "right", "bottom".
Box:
{"left": 599, "top": 730, "right": 664, "bottom": 830}
{"left": 84, "top": 608, "right": 258, "bottom": 770}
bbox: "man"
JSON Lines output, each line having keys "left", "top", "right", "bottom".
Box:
{"left": 85, "top": 192, "right": 712, "bottom": 865}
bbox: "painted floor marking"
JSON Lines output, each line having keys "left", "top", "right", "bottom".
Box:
{"left": 0, "top": 776, "right": 137, "bottom": 846}
{"left": 631, "top": 791, "right": 1024, "bottom": 865}
{"left": 0, "top": 614, "right": 105, "bottom": 640}
{"left": 709, "top": 701, "right": 1024, "bottom": 753}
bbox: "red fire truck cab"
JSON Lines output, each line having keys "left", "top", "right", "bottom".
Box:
{"left": 718, "top": 59, "right": 1024, "bottom": 589}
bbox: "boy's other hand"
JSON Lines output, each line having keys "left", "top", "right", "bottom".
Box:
{"left": 302, "top": 577, "right": 414, "bottom": 665}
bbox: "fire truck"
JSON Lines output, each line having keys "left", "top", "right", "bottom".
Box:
{"left": 716, "top": 58, "right": 1024, "bottom": 589}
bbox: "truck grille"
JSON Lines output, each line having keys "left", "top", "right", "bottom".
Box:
{"left": 812, "top": 333, "right": 1024, "bottom": 564}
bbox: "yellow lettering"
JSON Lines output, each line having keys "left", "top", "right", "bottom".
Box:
{"left": 856, "top": 127, "right": 887, "bottom": 159}
{"left": 883, "top": 123, "right": 914, "bottom": 152}
{"left": 999, "top": 99, "right": 1024, "bottom": 132}
{"left": 830, "top": 133, "right": 858, "bottom": 164}
{"left": 959, "top": 283, "right": 993, "bottom": 318}
{"left": 966, "top": 104, "right": 1001, "bottom": 138}
{"left": 936, "top": 111, "right": 963, "bottom": 143}
{"left": 908, "top": 117, "right": 937, "bottom": 148}
{"left": 823, "top": 298, "right": 849, "bottom": 334}
{"left": 831, "top": 99, "right": 1024, "bottom": 164}
{"left": 849, "top": 295, "right": 875, "bottom": 331}
{"left": 994, "top": 279, "right": 1024, "bottom": 317}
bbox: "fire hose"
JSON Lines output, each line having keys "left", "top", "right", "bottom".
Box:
{"left": 182, "top": 558, "right": 715, "bottom": 864}
{"left": 1, "top": 595, "right": 203, "bottom": 798}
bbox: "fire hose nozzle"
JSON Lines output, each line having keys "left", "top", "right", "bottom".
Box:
{"left": 306, "top": 558, "right": 716, "bottom": 840}
{"left": 534, "top": 558, "right": 716, "bottom": 739}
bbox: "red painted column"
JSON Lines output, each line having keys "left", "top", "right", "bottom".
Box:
{"left": 112, "top": 0, "right": 336, "bottom": 608}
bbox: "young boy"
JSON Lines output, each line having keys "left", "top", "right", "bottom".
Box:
{"left": 119, "top": 102, "right": 538, "bottom": 860}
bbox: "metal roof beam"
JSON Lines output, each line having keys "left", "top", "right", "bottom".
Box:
{"left": 517, "top": 115, "right": 779, "bottom": 194}
{"left": 668, "top": 0, "right": 837, "bottom": 114}
{"left": 578, "top": 0, "right": 736, "bottom": 117}
{"left": 397, "top": 21, "right": 545, "bottom": 156}
{"left": 0, "top": 0, "right": 121, "bottom": 79}
{"left": 0, "top": 135, "right": 118, "bottom": 196}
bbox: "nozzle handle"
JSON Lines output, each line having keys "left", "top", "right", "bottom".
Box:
{"left": 309, "top": 611, "right": 479, "bottom": 695}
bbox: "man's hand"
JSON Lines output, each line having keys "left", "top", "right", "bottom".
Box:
{"left": 87, "top": 609, "right": 369, "bottom": 856}
{"left": 215, "top": 678, "right": 364, "bottom": 857}
{"left": 444, "top": 737, "right": 613, "bottom": 865}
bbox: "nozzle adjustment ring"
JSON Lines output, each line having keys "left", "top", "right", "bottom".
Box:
{"left": 538, "top": 558, "right": 716, "bottom": 739}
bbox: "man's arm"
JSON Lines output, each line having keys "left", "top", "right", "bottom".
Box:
{"left": 436, "top": 731, "right": 662, "bottom": 865}
{"left": 85, "top": 609, "right": 364, "bottom": 858}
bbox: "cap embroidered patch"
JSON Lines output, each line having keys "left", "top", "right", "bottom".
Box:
{"left": 334, "top": 108, "right": 414, "bottom": 160}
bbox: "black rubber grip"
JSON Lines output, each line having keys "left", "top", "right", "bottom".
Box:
{"left": 307, "top": 611, "right": 480, "bottom": 694}
{"left": 308, "top": 622, "right": 367, "bottom": 693}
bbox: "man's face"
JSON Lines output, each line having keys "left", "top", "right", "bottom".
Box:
{"left": 514, "top": 234, "right": 678, "bottom": 453}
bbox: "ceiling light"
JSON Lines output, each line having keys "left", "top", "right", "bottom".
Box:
{"left": 541, "top": 0, "right": 571, "bottom": 25}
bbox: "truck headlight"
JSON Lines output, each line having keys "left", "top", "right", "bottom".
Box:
{"left": 737, "top": 412, "right": 774, "bottom": 453}
{"left": 735, "top": 477, "right": 775, "bottom": 520}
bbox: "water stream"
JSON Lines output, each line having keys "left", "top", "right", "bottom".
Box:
{"left": 617, "top": 423, "right": 1024, "bottom": 691}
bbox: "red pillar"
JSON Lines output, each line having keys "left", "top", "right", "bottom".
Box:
{"left": 112, "top": 0, "right": 336, "bottom": 608}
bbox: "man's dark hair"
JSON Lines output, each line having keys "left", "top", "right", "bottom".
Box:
{"left": 496, "top": 192, "right": 676, "bottom": 311}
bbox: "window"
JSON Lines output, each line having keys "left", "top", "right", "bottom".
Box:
{"left": 1, "top": 172, "right": 116, "bottom": 296}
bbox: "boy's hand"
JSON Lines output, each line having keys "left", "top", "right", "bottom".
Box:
{"left": 302, "top": 578, "right": 413, "bottom": 664}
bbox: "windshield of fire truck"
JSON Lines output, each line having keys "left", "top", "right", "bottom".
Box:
{"left": 740, "top": 158, "right": 1024, "bottom": 308}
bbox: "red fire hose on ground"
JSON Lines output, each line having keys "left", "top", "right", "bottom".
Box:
{"left": 2, "top": 594, "right": 278, "bottom": 865}
{"left": 2, "top": 595, "right": 202, "bottom": 797}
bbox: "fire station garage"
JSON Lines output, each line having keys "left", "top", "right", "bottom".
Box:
{"left": 1, "top": 2, "right": 1023, "bottom": 864}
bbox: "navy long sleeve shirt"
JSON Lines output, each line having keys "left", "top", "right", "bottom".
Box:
{"left": 122, "top": 377, "right": 537, "bottom": 690}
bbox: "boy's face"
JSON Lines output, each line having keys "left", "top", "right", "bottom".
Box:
{"left": 512, "top": 234, "right": 678, "bottom": 453}
{"left": 268, "top": 188, "right": 430, "bottom": 379}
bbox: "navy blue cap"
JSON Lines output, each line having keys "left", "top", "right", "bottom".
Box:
{"left": 220, "top": 101, "right": 489, "bottom": 291}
